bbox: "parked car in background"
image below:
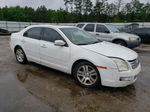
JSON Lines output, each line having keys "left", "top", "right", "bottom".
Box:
{"left": 77, "top": 23, "right": 141, "bottom": 48}
{"left": 0, "top": 28, "right": 10, "bottom": 35}
{"left": 10, "top": 25, "right": 141, "bottom": 88}
{"left": 129, "top": 28, "right": 150, "bottom": 44}
{"left": 119, "top": 23, "right": 139, "bottom": 33}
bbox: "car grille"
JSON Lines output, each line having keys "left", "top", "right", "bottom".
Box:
{"left": 128, "top": 58, "right": 139, "bottom": 69}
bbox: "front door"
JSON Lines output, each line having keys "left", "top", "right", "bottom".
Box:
{"left": 40, "top": 28, "right": 70, "bottom": 72}
{"left": 83, "top": 24, "right": 95, "bottom": 36}
{"left": 95, "top": 24, "right": 112, "bottom": 41}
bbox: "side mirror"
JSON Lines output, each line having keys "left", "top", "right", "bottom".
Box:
{"left": 54, "top": 40, "right": 66, "bottom": 46}
{"left": 23, "top": 32, "right": 28, "bottom": 37}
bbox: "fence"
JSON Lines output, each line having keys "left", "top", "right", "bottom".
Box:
{"left": 0, "top": 21, "right": 150, "bottom": 32}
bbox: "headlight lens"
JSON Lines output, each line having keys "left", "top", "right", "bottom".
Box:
{"left": 129, "top": 37, "right": 137, "bottom": 41}
{"left": 111, "top": 58, "right": 129, "bottom": 72}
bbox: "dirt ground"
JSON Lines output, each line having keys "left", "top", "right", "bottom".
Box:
{"left": 0, "top": 36, "right": 150, "bottom": 112}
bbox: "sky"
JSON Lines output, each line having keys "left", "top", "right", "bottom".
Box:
{"left": 0, "top": 0, "right": 149, "bottom": 10}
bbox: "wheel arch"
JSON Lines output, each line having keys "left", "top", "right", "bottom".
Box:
{"left": 14, "top": 45, "right": 23, "bottom": 53}
{"left": 71, "top": 59, "right": 98, "bottom": 75}
{"left": 112, "top": 38, "right": 127, "bottom": 46}
{"left": 14, "top": 45, "right": 28, "bottom": 63}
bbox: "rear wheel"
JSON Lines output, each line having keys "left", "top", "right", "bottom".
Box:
{"left": 73, "top": 61, "right": 100, "bottom": 88}
{"left": 114, "top": 40, "right": 127, "bottom": 47}
{"left": 15, "top": 47, "right": 27, "bottom": 64}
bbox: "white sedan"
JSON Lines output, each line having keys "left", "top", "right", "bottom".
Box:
{"left": 10, "top": 25, "right": 141, "bottom": 88}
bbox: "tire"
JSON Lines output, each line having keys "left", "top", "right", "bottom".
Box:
{"left": 73, "top": 61, "right": 100, "bottom": 88}
{"left": 15, "top": 47, "right": 27, "bottom": 64}
{"left": 114, "top": 40, "right": 127, "bottom": 47}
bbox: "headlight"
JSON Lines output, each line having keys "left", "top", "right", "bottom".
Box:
{"left": 111, "top": 58, "right": 129, "bottom": 72}
{"left": 129, "top": 37, "right": 137, "bottom": 41}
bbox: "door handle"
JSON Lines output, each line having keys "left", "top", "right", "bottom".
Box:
{"left": 96, "top": 33, "right": 100, "bottom": 35}
{"left": 41, "top": 44, "right": 47, "bottom": 48}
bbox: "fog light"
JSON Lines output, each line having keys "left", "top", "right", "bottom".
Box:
{"left": 120, "top": 77, "right": 133, "bottom": 81}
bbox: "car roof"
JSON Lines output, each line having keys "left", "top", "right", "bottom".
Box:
{"left": 77, "top": 22, "right": 105, "bottom": 24}
{"left": 27, "top": 24, "right": 76, "bottom": 29}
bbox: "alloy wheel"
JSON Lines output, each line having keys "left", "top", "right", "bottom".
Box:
{"left": 77, "top": 65, "right": 98, "bottom": 86}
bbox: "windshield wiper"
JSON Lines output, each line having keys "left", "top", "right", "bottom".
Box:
{"left": 90, "top": 40, "right": 101, "bottom": 44}
{"left": 77, "top": 43, "right": 89, "bottom": 45}
{"left": 91, "top": 41, "right": 99, "bottom": 44}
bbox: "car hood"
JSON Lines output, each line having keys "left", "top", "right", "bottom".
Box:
{"left": 80, "top": 41, "right": 137, "bottom": 61}
{"left": 113, "top": 32, "right": 139, "bottom": 38}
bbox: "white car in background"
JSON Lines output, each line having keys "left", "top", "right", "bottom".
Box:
{"left": 77, "top": 23, "right": 141, "bottom": 48}
{"left": 10, "top": 25, "right": 141, "bottom": 88}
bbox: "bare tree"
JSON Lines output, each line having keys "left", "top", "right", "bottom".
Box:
{"left": 64, "top": 0, "right": 74, "bottom": 12}
{"left": 115, "top": 0, "right": 124, "bottom": 13}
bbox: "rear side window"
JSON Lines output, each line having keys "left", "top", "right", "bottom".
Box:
{"left": 144, "top": 28, "right": 150, "bottom": 34}
{"left": 43, "top": 28, "right": 64, "bottom": 42}
{"left": 134, "top": 28, "right": 150, "bottom": 34}
{"left": 23, "top": 27, "right": 42, "bottom": 40}
{"left": 84, "top": 24, "right": 95, "bottom": 32}
{"left": 77, "top": 24, "right": 85, "bottom": 28}
{"left": 96, "top": 24, "right": 109, "bottom": 33}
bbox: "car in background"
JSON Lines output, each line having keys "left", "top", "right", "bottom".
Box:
{"left": 129, "top": 28, "right": 150, "bottom": 44}
{"left": 10, "top": 25, "right": 141, "bottom": 88}
{"left": 0, "top": 28, "right": 10, "bottom": 35}
{"left": 76, "top": 23, "right": 141, "bottom": 48}
{"left": 119, "top": 23, "right": 139, "bottom": 33}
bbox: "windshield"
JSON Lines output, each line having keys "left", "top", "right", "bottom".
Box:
{"left": 106, "top": 24, "right": 120, "bottom": 33}
{"left": 60, "top": 28, "right": 100, "bottom": 45}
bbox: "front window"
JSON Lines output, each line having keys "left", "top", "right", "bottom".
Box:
{"left": 60, "top": 28, "right": 100, "bottom": 45}
{"left": 84, "top": 24, "right": 95, "bottom": 32}
{"left": 96, "top": 24, "right": 110, "bottom": 33}
{"left": 106, "top": 24, "right": 120, "bottom": 33}
{"left": 42, "top": 28, "right": 64, "bottom": 42}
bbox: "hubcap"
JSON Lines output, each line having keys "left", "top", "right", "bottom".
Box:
{"left": 16, "top": 49, "right": 24, "bottom": 62}
{"left": 77, "top": 65, "right": 98, "bottom": 86}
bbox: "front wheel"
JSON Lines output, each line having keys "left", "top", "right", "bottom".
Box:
{"left": 114, "top": 40, "right": 127, "bottom": 47}
{"left": 15, "top": 47, "right": 27, "bottom": 64}
{"left": 73, "top": 62, "right": 100, "bottom": 88}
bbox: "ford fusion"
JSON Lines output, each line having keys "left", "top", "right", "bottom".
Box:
{"left": 10, "top": 25, "right": 141, "bottom": 88}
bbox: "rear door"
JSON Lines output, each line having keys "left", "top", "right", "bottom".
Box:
{"left": 22, "top": 27, "right": 42, "bottom": 63}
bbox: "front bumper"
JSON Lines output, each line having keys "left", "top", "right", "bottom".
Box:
{"left": 126, "top": 39, "right": 141, "bottom": 48}
{"left": 98, "top": 63, "right": 141, "bottom": 87}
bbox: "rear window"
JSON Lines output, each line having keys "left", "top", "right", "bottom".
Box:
{"left": 23, "top": 27, "right": 42, "bottom": 40}
{"left": 77, "top": 24, "right": 85, "bottom": 28}
{"left": 132, "top": 28, "right": 150, "bottom": 34}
